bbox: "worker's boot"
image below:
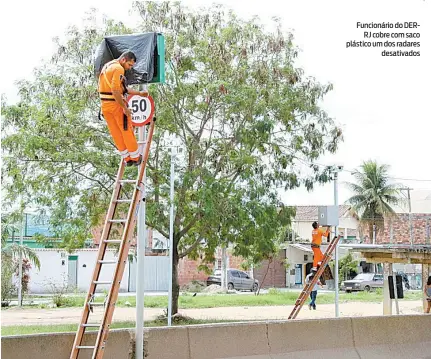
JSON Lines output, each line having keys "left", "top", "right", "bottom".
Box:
{"left": 132, "top": 154, "right": 143, "bottom": 166}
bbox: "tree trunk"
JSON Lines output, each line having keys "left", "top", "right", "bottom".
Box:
{"left": 256, "top": 257, "right": 273, "bottom": 296}
{"left": 172, "top": 243, "right": 180, "bottom": 315}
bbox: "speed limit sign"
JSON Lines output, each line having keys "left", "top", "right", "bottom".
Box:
{"left": 127, "top": 94, "right": 155, "bottom": 127}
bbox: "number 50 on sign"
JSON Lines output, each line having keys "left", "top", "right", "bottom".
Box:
{"left": 127, "top": 94, "right": 155, "bottom": 127}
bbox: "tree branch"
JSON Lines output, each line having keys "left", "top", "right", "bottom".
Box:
{"left": 177, "top": 211, "right": 202, "bottom": 240}
{"left": 145, "top": 221, "right": 169, "bottom": 240}
{"left": 70, "top": 163, "right": 110, "bottom": 192}
{"left": 179, "top": 236, "right": 202, "bottom": 259}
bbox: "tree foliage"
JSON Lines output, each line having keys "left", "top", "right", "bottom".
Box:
{"left": 344, "top": 160, "right": 404, "bottom": 235}
{"left": 1, "top": 214, "right": 41, "bottom": 269}
{"left": 2, "top": 2, "right": 343, "bottom": 313}
{"left": 338, "top": 252, "right": 359, "bottom": 284}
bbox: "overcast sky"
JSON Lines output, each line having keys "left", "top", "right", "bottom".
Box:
{"left": 1, "top": 0, "right": 430, "bottom": 209}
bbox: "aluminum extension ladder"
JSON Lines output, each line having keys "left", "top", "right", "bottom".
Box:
{"left": 288, "top": 235, "right": 340, "bottom": 320}
{"left": 70, "top": 118, "right": 156, "bottom": 359}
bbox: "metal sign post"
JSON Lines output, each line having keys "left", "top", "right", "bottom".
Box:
{"left": 134, "top": 88, "right": 149, "bottom": 359}
{"left": 167, "top": 146, "right": 175, "bottom": 326}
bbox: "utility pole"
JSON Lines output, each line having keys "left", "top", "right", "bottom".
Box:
{"left": 135, "top": 84, "right": 148, "bottom": 359}
{"left": 18, "top": 212, "right": 25, "bottom": 307}
{"left": 167, "top": 145, "right": 176, "bottom": 326}
{"left": 331, "top": 165, "right": 343, "bottom": 318}
{"left": 401, "top": 187, "right": 413, "bottom": 245}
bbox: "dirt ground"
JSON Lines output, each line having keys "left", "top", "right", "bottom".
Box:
{"left": 1, "top": 300, "right": 424, "bottom": 326}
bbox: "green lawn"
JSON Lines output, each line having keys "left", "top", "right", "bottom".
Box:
{"left": 1, "top": 319, "right": 244, "bottom": 336}
{"left": 6, "top": 290, "right": 423, "bottom": 310}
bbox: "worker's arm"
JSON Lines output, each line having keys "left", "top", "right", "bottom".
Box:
{"left": 319, "top": 227, "right": 331, "bottom": 237}
{"left": 111, "top": 68, "right": 131, "bottom": 116}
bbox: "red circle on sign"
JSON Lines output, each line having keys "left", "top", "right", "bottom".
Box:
{"left": 126, "top": 94, "right": 155, "bottom": 127}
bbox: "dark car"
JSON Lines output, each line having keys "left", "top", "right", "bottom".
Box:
{"left": 206, "top": 269, "right": 259, "bottom": 292}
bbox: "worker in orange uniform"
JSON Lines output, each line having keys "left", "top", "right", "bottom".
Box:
{"left": 311, "top": 221, "right": 331, "bottom": 270}
{"left": 98, "top": 51, "right": 148, "bottom": 166}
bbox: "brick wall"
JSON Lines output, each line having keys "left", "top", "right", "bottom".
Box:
{"left": 253, "top": 250, "right": 286, "bottom": 288}
{"left": 361, "top": 214, "right": 431, "bottom": 244}
{"left": 177, "top": 251, "right": 245, "bottom": 286}
{"left": 177, "top": 257, "right": 213, "bottom": 285}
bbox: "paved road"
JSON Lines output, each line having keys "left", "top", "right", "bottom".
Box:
{"left": 1, "top": 300, "right": 424, "bottom": 326}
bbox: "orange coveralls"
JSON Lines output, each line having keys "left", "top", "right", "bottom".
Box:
{"left": 98, "top": 60, "right": 139, "bottom": 162}
{"left": 311, "top": 227, "right": 331, "bottom": 268}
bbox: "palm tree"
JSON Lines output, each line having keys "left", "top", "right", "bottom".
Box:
{"left": 344, "top": 160, "right": 405, "bottom": 242}
{"left": 1, "top": 215, "right": 41, "bottom": 269}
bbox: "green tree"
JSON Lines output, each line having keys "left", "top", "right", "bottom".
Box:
{"left": 2, "top": 2, "right": 343, "bottom": 314}
{"left": 1, "top": 214, "right": 41, "bottom": 304}
{"left": 1, "top": 215, "right": 41, "bottom": 269}
{"left": 338, "top": 252, "right": 358, "bottom": 284}
{"left": 344, "top": 160, "right": 404, "bottom": 239}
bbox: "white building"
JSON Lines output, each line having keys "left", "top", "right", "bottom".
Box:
{"left": 25, "top": 249, "right": 169, "bottom": 294}
{"left": 291, "top": 205, "right": 360, "bottom": 241}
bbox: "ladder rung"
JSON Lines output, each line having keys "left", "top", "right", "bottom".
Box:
{"left": 115, "top": 199, "right": 132, "bottom": 203}
{"left": 98, "top": 260, "right": 117, "bottom": 264}
{"left": 109, "top": 219, "right": 127, "bottom": 223}
{"left": 104, "top": 240, "right": 122, "bottom": 244}
{"left": 88, "top": 302, "right": 105, "bottom": 306}
{"left": 119, "top": 179, "right": 136, "bottom": 184}
{"left": 82, "top": 323, "right": 100, "bottom": 327}
{"left": 76, "top": 346, "right": 96, "bottom": 349}
{"left": 93, "top": 281, "right": 112, "bottom": 285}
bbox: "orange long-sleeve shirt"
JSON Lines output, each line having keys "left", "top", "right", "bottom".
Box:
{"left": 98, "top": 60, "right": 125, "bottom": 111}
{"left": 311, "top": 227, "right": 330, "bottom": 246}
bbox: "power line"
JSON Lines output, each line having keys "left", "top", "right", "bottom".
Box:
{"left": 289, "top": 159, "right": 431, "bottom": 183}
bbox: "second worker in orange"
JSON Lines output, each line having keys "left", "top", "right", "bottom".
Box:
{"left": 311, "top": 221, "right": 331, "bottom": 270}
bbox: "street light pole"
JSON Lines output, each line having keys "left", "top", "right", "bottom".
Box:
{"left": 135, "top": 85, "right": 148, "bottom": 359}
{"left": 18, "top": 212, "right": 25, "bottom": 307}
{"left": 167, "top": 146, "right": 176, "bottom": 326}
{"left": 331, "top": 165, "right": 342, "bottom": 318}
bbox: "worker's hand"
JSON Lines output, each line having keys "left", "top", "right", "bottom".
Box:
{"left": 123, "top": 107, "right": 132, "bottom": 118}
{"left": 139, "top": 91, "right": 149, "bottom": 97}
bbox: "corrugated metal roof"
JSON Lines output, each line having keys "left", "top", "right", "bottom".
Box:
{"left": 293, "top": 205, "right": 352, "bottom": 221}
{"left": 289, "top": 243, "right": 313, "bottom": 253}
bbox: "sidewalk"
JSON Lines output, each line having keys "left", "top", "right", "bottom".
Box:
{"left": 1, "top": 300, "right": 424, "bottom": 326}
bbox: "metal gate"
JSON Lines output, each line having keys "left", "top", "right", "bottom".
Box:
{"left": 128, "top": 256, "right": 169, "bottom": 292}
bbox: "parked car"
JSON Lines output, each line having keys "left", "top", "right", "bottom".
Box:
{"left": 206, "top": 269, "right": 259, "bottom": 292}
{"left": 341, "top": 273, "right": 384, "bottom": 292}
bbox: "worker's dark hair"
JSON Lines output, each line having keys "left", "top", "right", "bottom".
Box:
{"left": 312, "top": 221, "right": 318, "bottom": 229}
{"left": 119, "top": 50, "right": 137, "bottom": 62}
{"left": 427, "top": 276, "right": 431, "bottom": 286}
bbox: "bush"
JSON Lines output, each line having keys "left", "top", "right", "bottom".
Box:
{"left": 180, "top": 280, "right": 206, "bottom": 293}
{"left": 1, "top": 258, "right": 16, "bottom": 305}
{"left": 268, "top": 288, "right": 281, "bottom": 295}
{"left": 44, "top": 274, "right": 72, "bottom": 307}
{"left": 14, "top": 258, "right": 32, "bottom": 298}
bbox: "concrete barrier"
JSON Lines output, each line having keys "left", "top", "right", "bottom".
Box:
{"left": 1, "top": 329, "right": 132, "bottom": 359}
{"left": 2, "top": 315, "right": 430, "bottom": 359}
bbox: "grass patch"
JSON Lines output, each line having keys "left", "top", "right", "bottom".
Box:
{"left": 1, "top": 318, "right": 243, "bottom": 336}
{"left": 4, "top": 290, "right": 423, "bottom": 310}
